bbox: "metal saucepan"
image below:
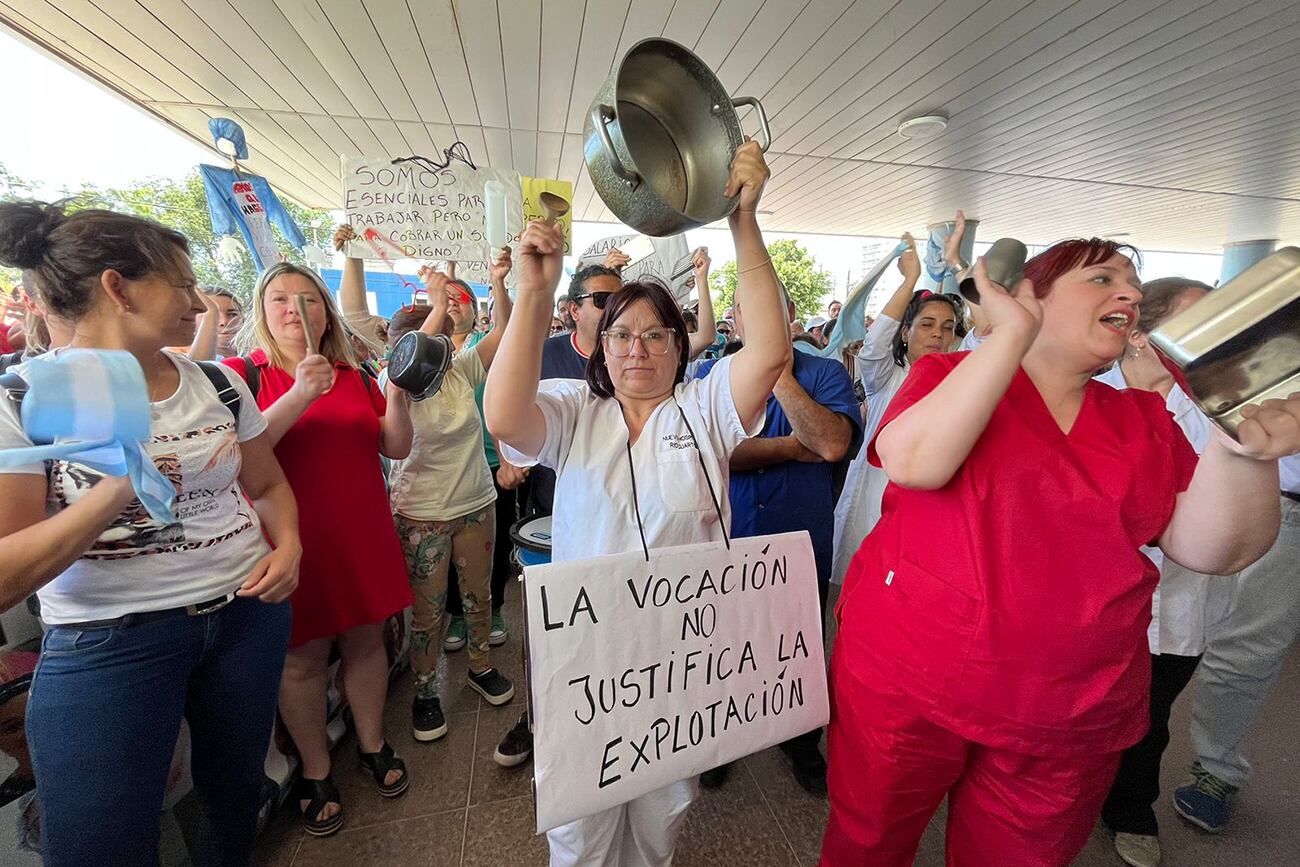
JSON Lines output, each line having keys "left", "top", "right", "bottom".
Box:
{"left": 388, "top": 331, "right": 453, "bottom": 401}
{"left": 584, "top": 38, "right": 771, "bottom": 237}
{"left": 1151, "top": 246, "right": 1300, "bottom": 439}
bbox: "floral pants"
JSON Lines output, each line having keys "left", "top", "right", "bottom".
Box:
{"left": 394, "top": 507, "right": 495, "bottom": 700}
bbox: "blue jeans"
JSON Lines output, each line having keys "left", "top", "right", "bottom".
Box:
{"left": 26, "top": 596, "right": 291, "bottom": 867}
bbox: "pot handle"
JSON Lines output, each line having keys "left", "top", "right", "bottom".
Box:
{"left": 591, "top": 104, "right": 641, "bottom": 188}
{"left": 731, "top": 96, "right": 772, "bottom": 152}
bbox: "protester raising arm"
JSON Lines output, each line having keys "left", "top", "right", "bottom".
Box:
{"left": 874, "top": 258, "right": 1039, "bottom": 490}
{"left": 724, "top": 141, "right": 791, "bottom": 425}
{"left": 687, "top": 248, "right": 717, "bottom": 360}
{"left": 483, "top": 221, "right": 567, "bottom": 457}
{"left": 473, "top": 246, "right": 513, "bottom": 368}
{"left": 187, "top": 291, "right": 221, "bottom": 360}
{"left": 856, "top": 235, "right": 920, "bottom": 393}
{"left": 332, "top": 224, "right": 389, "bottom": 354}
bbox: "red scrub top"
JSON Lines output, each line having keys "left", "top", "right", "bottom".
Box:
{"left": 837, "top": 352, "right": 1198, "bottom": 758}
{"left": 225, "top": 350, "right": 412, "bottom": 647}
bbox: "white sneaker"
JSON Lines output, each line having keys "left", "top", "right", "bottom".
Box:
{"left": 1113, "top": 832, "right": 1161, "bottom": 867}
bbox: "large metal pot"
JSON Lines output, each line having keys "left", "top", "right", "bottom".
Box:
{"left": 1151, "top": 246, "right": 1300, "bottom": 439}
{"left": 584, "top": 38, "right": 770, "bottom": 237}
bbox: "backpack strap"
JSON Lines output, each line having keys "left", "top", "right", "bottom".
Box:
{"left": 238, "top": 354, "right": 261, "bottom": 401}
{"left": 196, "top": 361, "right": 241, "bottom": 422}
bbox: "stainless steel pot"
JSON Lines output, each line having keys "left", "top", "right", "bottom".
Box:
{"left": 1150, "top": 246, "right": 1300, "bottom": 439}
{"left": 584, "top": 38, "right": 771, "bottom": 237}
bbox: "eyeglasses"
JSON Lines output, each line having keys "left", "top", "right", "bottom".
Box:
{"left": 550, "top": 324, "right": 566, "bottom": 334}
{"left": 572, "top": 292, "right": 613, "bottom": 310}
{"left": 601, "top": 327, "right": 677, "bottom": 357}
{"left": 716, "top": 325, "right": 732, "bottom": 334}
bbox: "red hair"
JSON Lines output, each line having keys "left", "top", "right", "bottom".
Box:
{"left": 1023, "top": 238, "right": 1140, "bottom": 299}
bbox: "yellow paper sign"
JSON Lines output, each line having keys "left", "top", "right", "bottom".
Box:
{"left": 520, "top": 177, "right": 574, "bottom": 254}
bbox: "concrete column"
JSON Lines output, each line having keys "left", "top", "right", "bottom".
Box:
{"left": 922, "top": 218, "right": 979, "bottom": 295}
{"left": 1220, "top": 239, "right": 1276, "bottom": 285}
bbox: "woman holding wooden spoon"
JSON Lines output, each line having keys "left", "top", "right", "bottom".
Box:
{"left": 227, "top": 263, "right": 415, "bottom": 837}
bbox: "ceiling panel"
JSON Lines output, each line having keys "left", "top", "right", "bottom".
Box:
{"left": 2, "top": 0, "right": 1298, "bottom": 251}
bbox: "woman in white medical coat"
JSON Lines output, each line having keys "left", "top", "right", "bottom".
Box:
{"left": 484, "top": 141, "right": 790, "bottom": 867}
{"left": 830, "top": 239, "right": 961, "bottom": 582}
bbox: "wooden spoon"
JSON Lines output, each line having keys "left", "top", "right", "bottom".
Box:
{"left": 539, "top": 191, "right": 570, "bottom": 225}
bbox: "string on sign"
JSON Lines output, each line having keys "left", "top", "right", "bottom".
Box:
{"left": 391, "top": 141, "right": 479, "bottom": 174}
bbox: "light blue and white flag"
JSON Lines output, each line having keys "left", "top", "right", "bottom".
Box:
{"left": 0, "top": 350, "right": 176, "bottom": 524}
{"left": 797, "top": 241, "right": 909, "bottom": 358}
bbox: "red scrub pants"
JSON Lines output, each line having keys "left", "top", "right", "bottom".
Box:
{"left": 820, "top": 656, "right": 1122, "bottom": 867}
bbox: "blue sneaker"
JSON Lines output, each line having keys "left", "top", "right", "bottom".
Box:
{"left": 1173, "top": 761, "right": 1238, "bottom": 833}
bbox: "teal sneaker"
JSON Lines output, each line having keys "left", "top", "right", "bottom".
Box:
{"left": 489, "top": 613, "right": 508, "bottom": 647}
{"left": 443, "top": 616, "right": 467, "bottom": 652}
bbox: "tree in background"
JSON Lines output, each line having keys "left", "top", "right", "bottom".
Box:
{"left": 713, "top": 238, "right": 833, "bottom": 320}
{"left": 0, "top": 163, "right": 331, "bottom": 302}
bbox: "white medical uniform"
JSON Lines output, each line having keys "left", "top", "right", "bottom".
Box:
{"left": 831, "top": 314, "right": 909, "bottom": 583}
{"left": 501, "top": 355, "right": 761, "bottom": 867}
{"left": 1094, "top": 364, "right": 1237, "bottom": 655}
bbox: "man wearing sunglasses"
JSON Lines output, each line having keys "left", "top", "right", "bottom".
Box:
{"left": 541, "top": 264, "right": 621, "bottom": 379}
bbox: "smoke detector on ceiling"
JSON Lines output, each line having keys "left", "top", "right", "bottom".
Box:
{"left": 897, "top": 114, "right": 948, "bottom": 139}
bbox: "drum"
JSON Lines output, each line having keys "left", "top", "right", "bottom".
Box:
{"left": 509, "top": 514, "right": 553, "bottom": 568}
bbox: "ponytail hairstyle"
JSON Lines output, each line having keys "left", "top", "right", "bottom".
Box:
{"left": 0, "top": 200, "right": 189, "bottom": 322}
{"left": 890, "top": 290, "right": 963, "bottom": 368}
{"left": 240, "top": 262, "right": 358, "bottom": 371}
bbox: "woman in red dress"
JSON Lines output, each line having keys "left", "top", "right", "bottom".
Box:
{"left": 226, "top": 263, "right": 414, "bottom": 837}
{"left": 822, "top": 239, "right": 1300, "bottom": 866}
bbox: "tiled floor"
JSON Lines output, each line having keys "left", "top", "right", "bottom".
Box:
{"left": 256, "top": 586, "right": 1300, "bottom": 866}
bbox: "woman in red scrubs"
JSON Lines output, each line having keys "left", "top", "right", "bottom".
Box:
{"left": 822, "top": 238, "right": 1300, "bottom": 866}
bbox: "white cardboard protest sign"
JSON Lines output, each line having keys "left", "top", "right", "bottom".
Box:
{"left": 341, "top": 156, "right": 524, "bottom": 262}
{"left": 524, "top": 531, "right": 828, "bottom": 833}
{"left": 577, "top": 233, "right": 695, "bottom": 306}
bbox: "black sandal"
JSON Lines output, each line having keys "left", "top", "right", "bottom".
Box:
{"left": 358, "top": 741, "right": 409, "bottom": 798}
{"left": 293, "top": 775, "right": 343, "bottom": 837}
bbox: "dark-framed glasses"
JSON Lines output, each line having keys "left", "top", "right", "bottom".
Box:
{"left": 572, "top": 291, "right": 613, "bottom": 310}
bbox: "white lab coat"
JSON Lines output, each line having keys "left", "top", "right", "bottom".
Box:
{"left": 1094, "top": 365, "right": 1237, "bottom": 656}
{"left": 831, "top": 314, "right": 909, "bottom": 583}
{"left": 501, "top": 355, "right": 761, "bottom": 867}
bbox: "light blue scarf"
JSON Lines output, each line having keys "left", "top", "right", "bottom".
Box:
{"left": 0, "top": 350, "right": 177, "bottom": 524}
{"left": 797, "top": 241, "right": 909, "bottom": 358}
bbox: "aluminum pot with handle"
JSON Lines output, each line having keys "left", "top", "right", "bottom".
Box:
{"left": 584, "top": 37, "right": 771, "bottom": 237}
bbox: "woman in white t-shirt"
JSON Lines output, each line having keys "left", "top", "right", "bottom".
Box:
{"left": 0, "top": 202, "right": 300, "bottom": 866}
{"left": 385, "top": 251, "right": 517, "bottom": 741}
{"left": 484, "top": 142, "right": 789, "bottom": 867}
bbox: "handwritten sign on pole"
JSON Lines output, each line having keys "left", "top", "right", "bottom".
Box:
{"left": 341, "top": 156, "right": 523, "bottom": 262}
{"left": 524, "top": 531, "right": 828, "bottom": 833}
{"left": 577, "top": 233, "right": 694, "bottom": 306}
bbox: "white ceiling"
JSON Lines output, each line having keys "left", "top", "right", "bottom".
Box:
{"left": 4, "top": 0, "right": 1299, "bottom": 252}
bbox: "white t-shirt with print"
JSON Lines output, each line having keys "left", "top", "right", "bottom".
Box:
{"left": 387, "top": 346, "right": 496, "bottom": 522}
{"left": 0, "top": 352, "right": 271, "bottom": 624}
{"left": 500, "top": 355, "right": 761, "bottom": 563}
